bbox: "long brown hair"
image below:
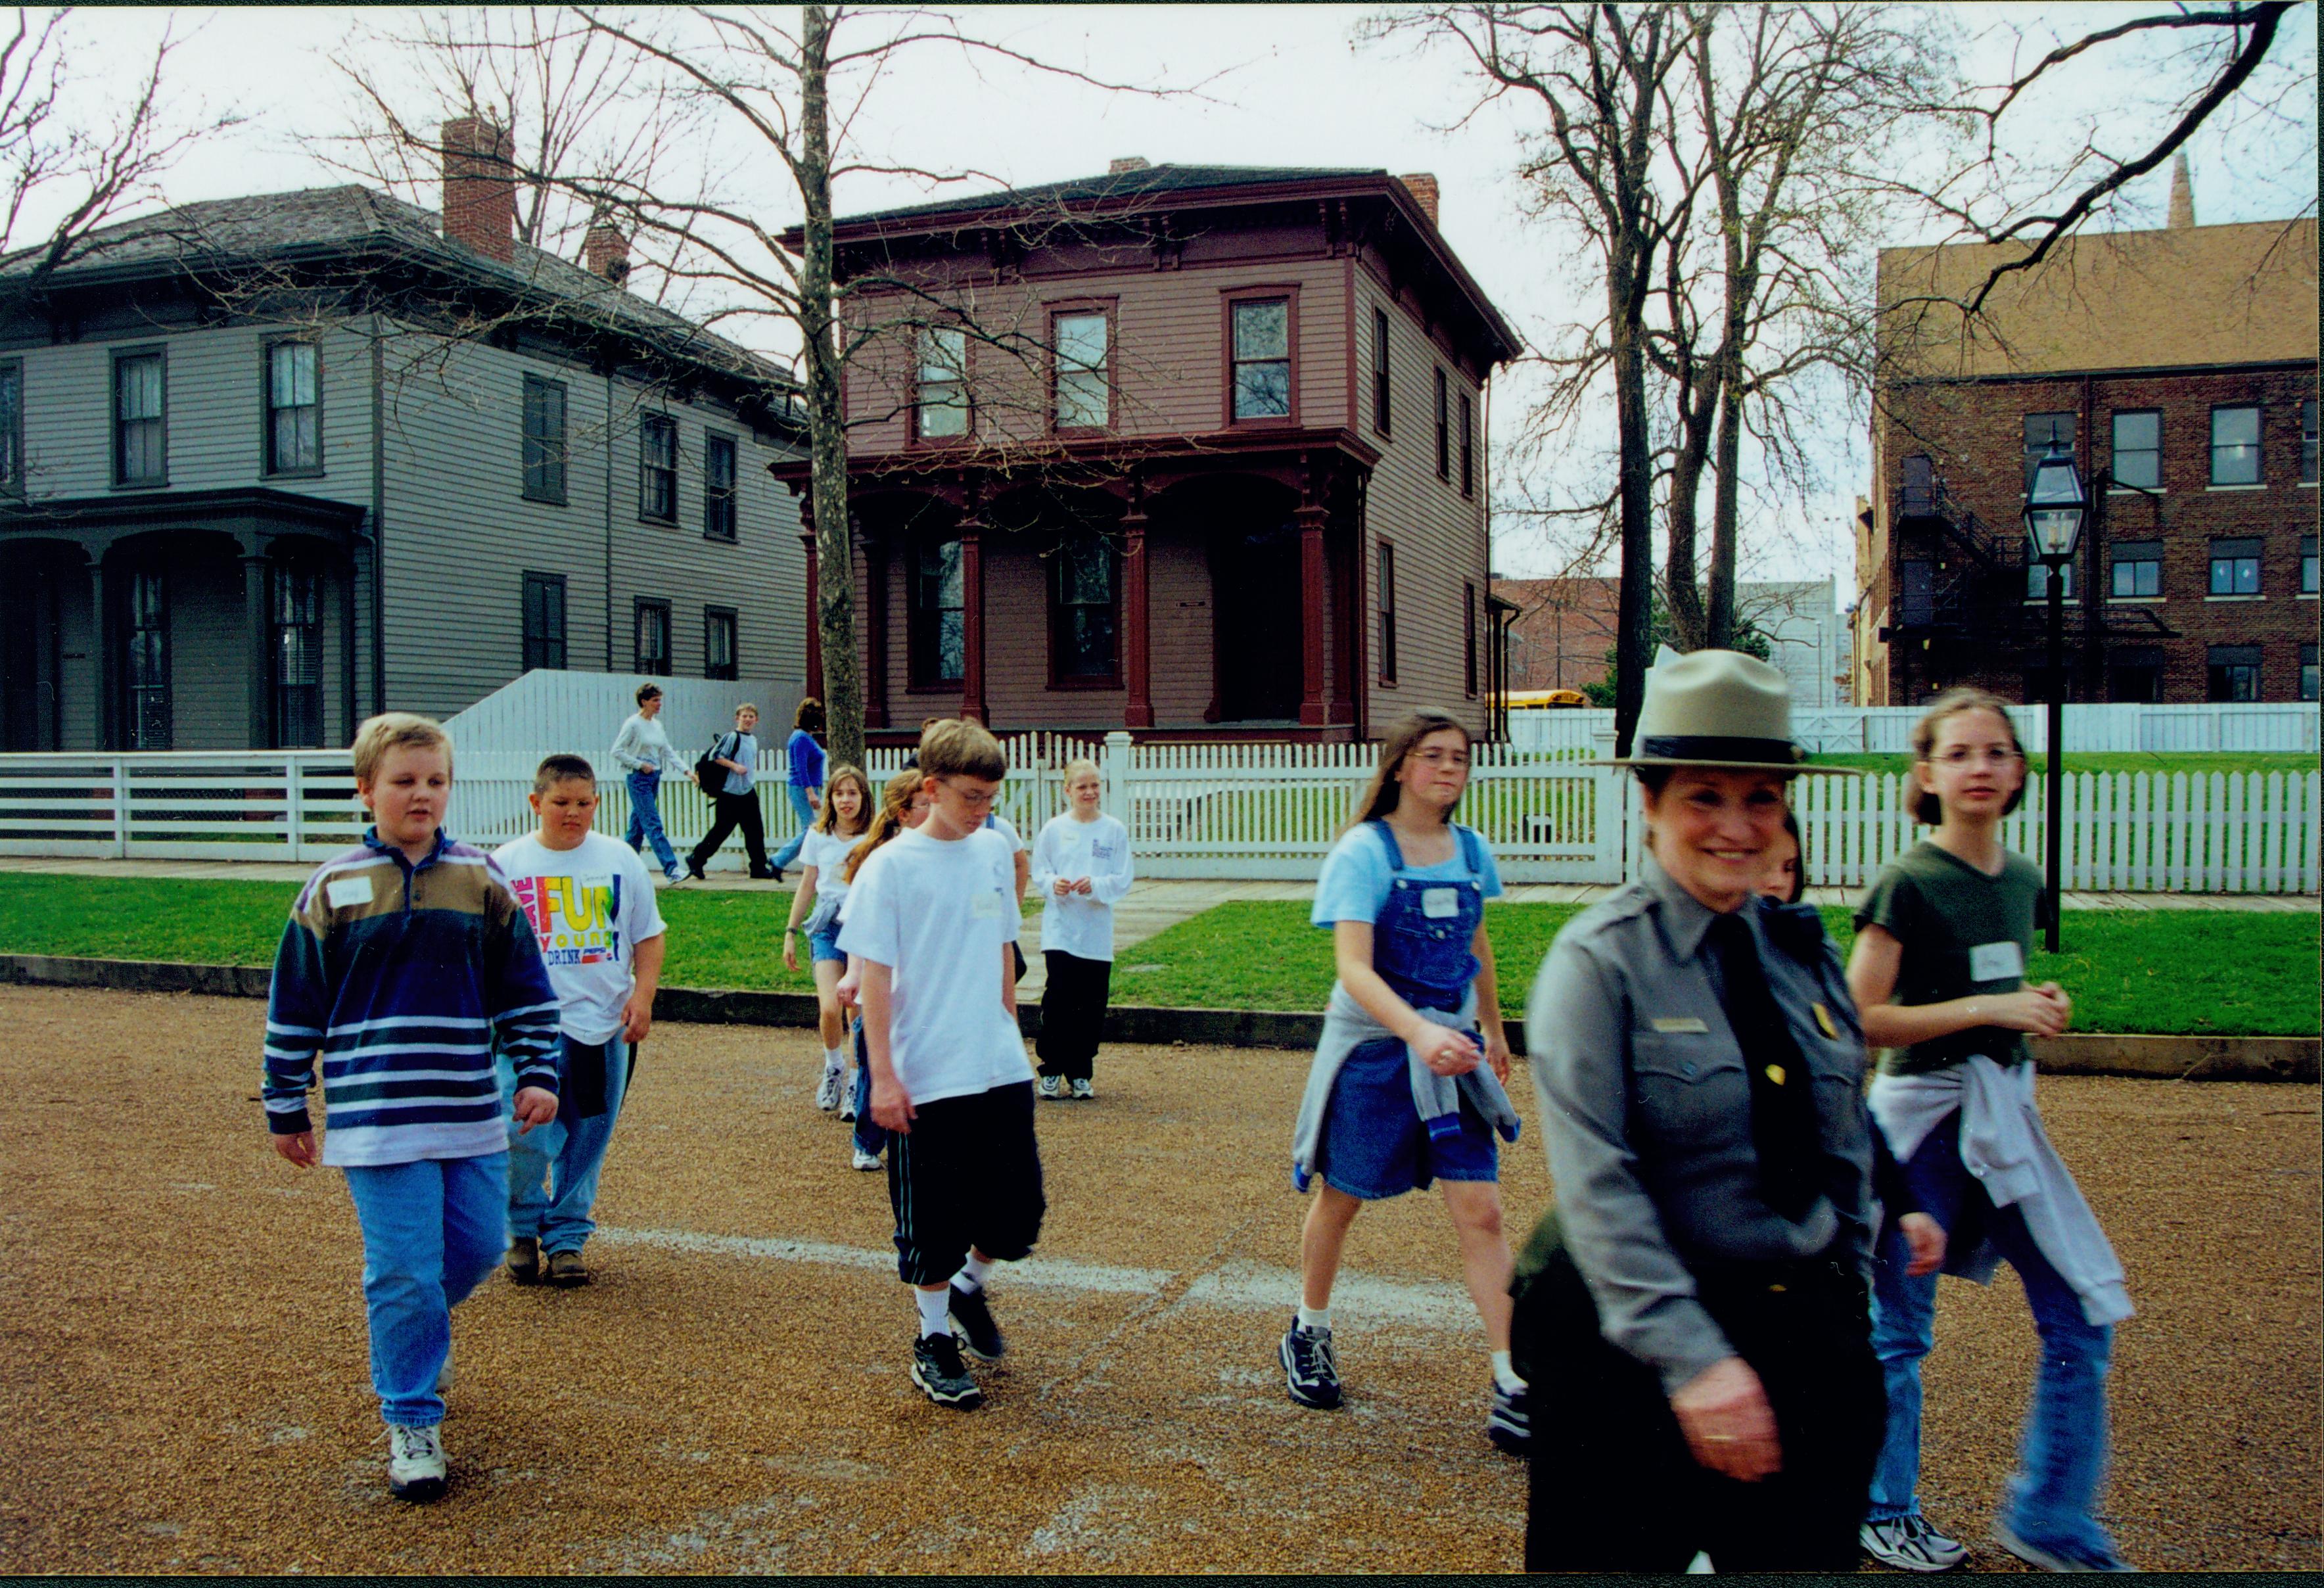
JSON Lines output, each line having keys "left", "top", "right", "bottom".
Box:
{"left": 843, "top": 769, "right": 927, "bottom": 883}
{"left": 1906, "top": 687, "right": 2026, "bottom": 825}
{"left": 814, "top": 764, "right": 873, "bottom": 837}
{"left": 1341, "top": 711, "right": 1472, "bottom": 835}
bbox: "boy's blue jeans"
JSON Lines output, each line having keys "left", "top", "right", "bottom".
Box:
{"left": 342, "top": 1153, "right": 508, "bottom": 1428}
{"left": 851, "top": 1022, "right": 885, "bottom": 1159}
{"left": 770, "top": 783, "right": 818, "bottom": 873}
{"left": 1868, "top": 1111, "right": 2118, "bottom": 1560}
{"left": 501, "top": 1037, "right": 632, "bottom": 1254}
{"left": 625, "top": 770, "right": 681, "bottom": 877}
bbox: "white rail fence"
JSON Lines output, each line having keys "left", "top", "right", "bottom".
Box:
{"left": 1, "top": 736, "right": 2315, "bottom": 893}
{"left": 1506, "top": 702, "right": 2321, "bottom": 757}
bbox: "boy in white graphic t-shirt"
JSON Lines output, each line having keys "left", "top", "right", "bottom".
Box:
{"left": 839, "top": 718, "right": 1042, "bottom": 1411}
{"left": 493, "top": 753, "right": 667, "bottom": 1288}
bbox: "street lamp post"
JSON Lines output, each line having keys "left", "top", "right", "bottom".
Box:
{"left": 2024, "top": 447, "right": 2089, "bottom": 954}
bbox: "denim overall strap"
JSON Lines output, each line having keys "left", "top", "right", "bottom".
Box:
{"left": 1366, "top": 820, "right": 1486, "bottom": 1013}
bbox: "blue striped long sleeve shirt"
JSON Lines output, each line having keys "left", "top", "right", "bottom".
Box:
{"left": 263, "top": 829, "right": 562, "bottom": 1167}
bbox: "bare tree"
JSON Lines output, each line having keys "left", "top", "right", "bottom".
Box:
{"left": 0, "top": 8, "right": 235, "bottom": 287}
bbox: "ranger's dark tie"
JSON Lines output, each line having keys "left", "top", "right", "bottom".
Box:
{"left": 1708, "top": 912, "right": 1822, "bottom": 1221}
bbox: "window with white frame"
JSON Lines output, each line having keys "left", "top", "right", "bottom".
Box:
{"left": 918, "top": 326, "right": 967, "bottom": 439}
{"left": 2110, "top": 409, "right": 2159, "bottom": 490}
{"left": 2210, "top": 406, "right": 2260, "bottom": 485}
{"left": 1054, "top": 312, "right": 1109, "bottom": 430}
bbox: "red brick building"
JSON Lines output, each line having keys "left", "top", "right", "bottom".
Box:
{"left": 1495, "top": 576, "right": 1619, "bottom": 693}
{"left": 776, "top": 162, "right": 1520, "bottom": 741}
{"left": 1856, "top": 204, "right": 2318, "bottom": 707}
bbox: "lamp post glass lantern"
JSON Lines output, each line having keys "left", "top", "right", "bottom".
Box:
{"left": 2022, "top": 446, "right": 2088, "bottom": 952}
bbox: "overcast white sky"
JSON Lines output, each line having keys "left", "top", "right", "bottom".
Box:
{"left": 51, "top": 5, "right": 2323, "bottom": 605}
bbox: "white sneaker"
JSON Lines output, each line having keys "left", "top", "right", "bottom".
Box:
{"left": 1038, "top": 1075, "right": 1065, "bottom": 1100}
{"left": 386, "top": 1422, "right": 448, "bottom": 1502}
{"left": 852, "top": 1148, "right": 883, "bottom": 1171}
{"left": 838, "top": 1073, "right": 858, "bottom": 1121}
{"left": 815, "top": 1063, "right": 845, "bottom": 1112}
{"left": 1861, "top": 1514, "right": 1969, "bottom": 1572}
{"left": 1071, "top": 1078, "right": 1095, "bottom": 1100}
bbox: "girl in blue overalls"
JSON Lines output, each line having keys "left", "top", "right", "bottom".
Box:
{"left": 1284, "top": 710, "right": 1527, "bottom": 1454}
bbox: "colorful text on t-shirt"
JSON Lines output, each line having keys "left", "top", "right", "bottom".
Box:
{"left": 511, "top": 872, "right": 626, "bottom": 966}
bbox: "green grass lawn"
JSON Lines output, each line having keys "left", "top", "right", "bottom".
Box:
{"left": 1807, "top": 751, "right": 2317, "bottom": 780}
{"left": 1115, "top": 900, "right": 2319, "bottom": 1038}
{"left": 0, "top": 876, "right": 2313, "bottom": 1036}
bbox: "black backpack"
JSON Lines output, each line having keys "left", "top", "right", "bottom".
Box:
{"left": 694, "top": 731, "right": 737, "bottom": 789}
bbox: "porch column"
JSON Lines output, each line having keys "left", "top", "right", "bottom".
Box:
{"left": 243, "top": 551, "right": 273, "bottom": 749}
{"left": 799, "top": 530, "right": 824, "bottom": 700}
{"left": 1297, "top": 504, "right": 1328, "bottom": 728}
{"left": 864, "top": 537, "right": 890, "bottom": 730}
{"left": 1121, "top": 486, "right": 1153, "bottom": 730}
{"left": 88, "top": 557, "right": 110, "bottom": 750}
{"left": 959, "top": 507, "right": 987, "bottom": 724}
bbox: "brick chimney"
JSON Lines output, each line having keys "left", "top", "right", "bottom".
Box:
{"left": 440, "top": 117, "right": 516, "bottom": 264}
{"left": 584, "top": 222, "right": 630, "bottom": 284}
{"left": 1397, "top": 172, "right": 1441, "bottom": 229}
{"left": 1108, "top": 156, "right": 1151, "bottom": 175}
{"left": 2167, "top": 151, "right": 2195, "bottom": 229}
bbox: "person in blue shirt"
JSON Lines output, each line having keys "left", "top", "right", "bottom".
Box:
{"left": 1282, "top": 710, "right": 1527, "bottom": 1455}
{"left": 769, "top": 698, "right": 828, "bottom": 881}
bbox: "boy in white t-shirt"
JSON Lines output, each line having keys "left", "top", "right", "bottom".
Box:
{"left": 839, "top": 718, "right": 1043, "bottom": 1412}
{"left": 493, "top": 754, "right": 667, "bottom": 1288}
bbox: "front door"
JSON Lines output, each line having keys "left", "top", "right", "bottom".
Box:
{"left": 1213, "top": 524, "right": 1303, "bottom": 722}
{"left": 1, "top": 559, "right": 64, "bottom": 751}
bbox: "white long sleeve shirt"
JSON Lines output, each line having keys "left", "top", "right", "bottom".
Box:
{"left": 1030, "top": 812, "right": 1134, "bottom": 962}
{"left": 609, "top": 712, "right": 686, "bottom": 778}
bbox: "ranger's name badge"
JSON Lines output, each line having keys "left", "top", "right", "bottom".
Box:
{"left": 1650, "top": 1017, "right": 1709, "bottom": 1035}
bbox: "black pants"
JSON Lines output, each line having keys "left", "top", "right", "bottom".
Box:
{"left": 689, "top": 789, "right": 770, "bottom": 876}
{"left": 1036, "top": 950, "right": 1111, "bottom": 1081}
{"left": 1518, "top": 1236, "right": 1883, "bottom": 1573}
{"left": 887, "top": 1081, "right": 1046, "bottom": 1287}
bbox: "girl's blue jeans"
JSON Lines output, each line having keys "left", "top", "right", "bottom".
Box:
{"left": 1867, "top": 1110, "right": 2118, "bottom": 1561}
{"left": 770, "top": 783, "right": 818, "bottom": 873}
{"left": 625, "top": 770, "right": 681, "bottom": 877}
{"left": 341, "top": 1153, "right": 508, "bottom": 1428}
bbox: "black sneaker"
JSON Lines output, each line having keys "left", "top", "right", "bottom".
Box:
{"left": 1487, "top": 1379, "right": 1530, "bottom": 1454}
{"left": 1280, "top": 1318, "right": 1341, "bottom": 1409}
{"left": 948, "top": 1282, "right": 1006, "bottom": 1360}
{"left": 911, "top": 1331, "right": 983, "bottom": 1410}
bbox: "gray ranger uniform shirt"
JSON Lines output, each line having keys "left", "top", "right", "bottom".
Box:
{"left": 1526, "top": 852, "right": 1876, "bottom": 1394}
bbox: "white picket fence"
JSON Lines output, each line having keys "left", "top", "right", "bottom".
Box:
{"left": 1507, "top": 702, "right": 2321, "bottom": 757}
{"left": 2, "top": 736, "right": 2315, "bottom": 892}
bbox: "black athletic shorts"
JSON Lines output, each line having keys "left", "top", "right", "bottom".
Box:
{"left": 887, "top": 1079, "right": 1045, "bottom": 1286}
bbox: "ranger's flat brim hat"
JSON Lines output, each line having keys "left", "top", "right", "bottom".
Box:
{"left": 1596, "top": 648, "right": 1859, "bottom": 774}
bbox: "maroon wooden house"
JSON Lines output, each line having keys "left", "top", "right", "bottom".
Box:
{"left": 775, "top": 162, "right": 1520, "bottom": 741}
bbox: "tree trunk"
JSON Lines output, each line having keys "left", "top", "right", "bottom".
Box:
{"left": 1707, "top": 372, "right": 1741, "bottom": 648}
{"left": 1664, "top": 422, "right": 1708, "bottom": 651}
{"left": 799, "top": 5, "right": 864, "bottom": 774}
{"left": 1610, "top": 262, "right": 1654, "bottom": 758}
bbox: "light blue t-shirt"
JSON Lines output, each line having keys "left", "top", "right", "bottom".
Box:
{"left": 1311, "top": 822, "right": 1504, "bottom": 927}
{"left": 716, "top": 731, "right": 758, "bottom": 797}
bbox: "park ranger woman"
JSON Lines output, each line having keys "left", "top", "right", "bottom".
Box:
{"left": 1517, "top": 650, "right": 1884, "bottom": 1572}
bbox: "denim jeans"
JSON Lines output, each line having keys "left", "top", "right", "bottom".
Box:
{"left": 341, "top": 1153, "right": 508, "bottom": 1428}
{"left": 1868, "top": 1111, "right": 2118, "bottom": 1560}
{"left": 851, "top": 1022, "right": 885, "bottom": 1159}
{"left": 770, "top": 783, "right": 818, "bottom": 873}
{"left": 500, "top": 1036, "right": 632, "bottom": 1255}
{"left": 625, "top": 770, "right": 681, "bottom": 878}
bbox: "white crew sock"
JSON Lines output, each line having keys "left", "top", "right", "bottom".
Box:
{"left": 914, "top": 1286, "right": 951, "bottom": 1338}
{"left": 1491, "top": 1349, "right": 1525, "bottom": 1394}
{"left": 1296, "top": 1303, "right": 1331, "bottom": 1334}
{"left": 954, "top": 1253, "right": 994, "bottom": 1294}
{"left": 823, "top": 1046, "right": 845, "bottom": 1073}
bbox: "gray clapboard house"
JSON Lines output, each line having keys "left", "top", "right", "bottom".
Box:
{"left": 0, "top": 120, "right": 808, "bottom": 754}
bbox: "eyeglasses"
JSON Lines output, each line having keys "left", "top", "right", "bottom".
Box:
{"left": 1932, "top": 746, "right": 2023, "bottom": 766}
{"left": 937, "top": 778, "right": 996, "bottom": 808}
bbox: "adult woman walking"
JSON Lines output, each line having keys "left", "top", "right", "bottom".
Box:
{"left": 1520, "top": 651, "right": 1883, "bottom": 1572}
{"left": 769, "top": 698, "right": 828, "bottom": 881}
{"left": 609, "top": 682, "right": 692, "bottom": 883}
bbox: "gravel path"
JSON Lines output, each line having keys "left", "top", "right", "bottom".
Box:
{"left": 2, "top": 987, "right": 2315, "bottom": 1574}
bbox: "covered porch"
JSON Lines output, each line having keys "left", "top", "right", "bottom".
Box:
{"left": 783, "top": 432, "right": 1378, "bottom": 742}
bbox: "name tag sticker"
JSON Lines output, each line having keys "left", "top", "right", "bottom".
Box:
{"left": 1421, "top": 887, "right": 1460, "bottom": 919}
{"left": 1812, "top": 1002, "right": 1839, "bottom": 1039}
{"left": 1969, "top": 941, "right": 2026, "bottom": 981}
{"left": 325, "top": 876, "right": 373, "bottom": 909}
{"left": 1650, "top": 1017, "right": 1709, "bottom": 1035}
{"left": 969, "top": 891, "right": 1004, "bottom": 920}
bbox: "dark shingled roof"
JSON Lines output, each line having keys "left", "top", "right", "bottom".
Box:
{"left": 837, "top": 163, "right": 1386, "bottom": 228}
{"left": 4, "top": 184, "right": 788, "bottom": 386}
